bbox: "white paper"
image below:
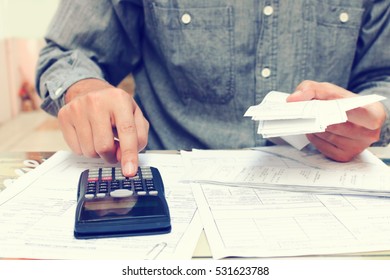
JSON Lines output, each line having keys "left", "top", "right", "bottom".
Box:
{"left": 184, "top": 147, "right": 390, "bottom": 197}
{"left": 183, "top": 147, "right": 390, "bottom": 259}
{"left": 0, "top": 151, "right": 201, "bottom": 260}
{"left": 245, "top": 91, "right": 386, "bottom": 149}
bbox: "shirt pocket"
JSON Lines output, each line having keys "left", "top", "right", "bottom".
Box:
{"left": 307, "top": 2, "right": 364, "bottom": 87}
{"left": 150, "top": 3, "right": 235, "bottom": 104}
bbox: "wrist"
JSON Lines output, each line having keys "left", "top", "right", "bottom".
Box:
{"left": 65, "top": 78, "right": 113, "bottom": 104}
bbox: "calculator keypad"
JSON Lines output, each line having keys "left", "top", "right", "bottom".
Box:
{"left": 84, "top": 167, "right": 158, "bottom": 199}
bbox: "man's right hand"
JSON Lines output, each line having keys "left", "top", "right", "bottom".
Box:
{"left": 57, "top": 79, "right": 149, "bottom": 176}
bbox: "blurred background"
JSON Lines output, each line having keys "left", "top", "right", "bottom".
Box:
{"left": 0, "top": 0, "right": 60, "bottom": 121}
{"left": 0, "top": 0, "right": 66, "bottom": 151}
{"left": 0, "top": 0, "right": 136, "bottom": 152}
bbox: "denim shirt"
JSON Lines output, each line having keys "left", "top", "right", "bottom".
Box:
{"left": 36, "top": 0, "right": 390, "bottom": 150}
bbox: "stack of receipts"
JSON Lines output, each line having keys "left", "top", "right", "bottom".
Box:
{"left": 244, "top": 91, "right": 386, "bottom": 149}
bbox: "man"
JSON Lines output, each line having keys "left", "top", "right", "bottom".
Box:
{"left": 36, "top": 0, "right": 390, "bottom": 176}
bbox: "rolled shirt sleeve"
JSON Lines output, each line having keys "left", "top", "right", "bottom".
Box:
{"left": 37, "top": 45, "right": 106, "bottom": 116}
{"left": 35, "top": 0, "right": 142, "bottom": 116}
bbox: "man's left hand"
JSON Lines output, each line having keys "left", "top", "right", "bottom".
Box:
{"left": 287, "top": 80, "right": 386, "bottom": 162}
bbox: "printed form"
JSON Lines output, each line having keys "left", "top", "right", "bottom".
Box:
{"left": 0, "top": 151, "right": 201, "bottom": 260}
{"left": 183, "top": 147, "right": 390, "bottom": 259}
{"left": 185, "top": 147, "right": 390, "bottom": 197}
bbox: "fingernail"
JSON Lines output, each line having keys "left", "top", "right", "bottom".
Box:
{"left": 124, "top": 161, "right": 136, "bottom": 176}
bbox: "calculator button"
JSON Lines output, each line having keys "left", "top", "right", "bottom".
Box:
{"left": 145, "top": 179, "right": 154, "bottom": 186}
{"left": 86, "top": 184, "right": 96, "bottom": 193}
{"left": 134, "top": 185, "right": 144, "bottom": 192}
{"left": 137, "top": 191, "right": 147, "bottom": 196}
{"left": 115, "top": 174, "right": 126, "bottom": 181}
{"left": 98, "top": 188, "right": 108, "bottom": 193}
{"left": 133, "top": 179, "right": 143, "bottom": 186}
{"left": 96, "top": 193, "right": 106, "bottom": 198}
{"left": 84, "top": 194, "right": 95, "bottom": 199}
{"left": 148, "top": 190, "right": 158, "bottom": 196}
{"left": 114, "top": 170, "right": 126, "bottom": 180}
{"left": 99, "top": 181, "right": 109, "bottom": 190}
{"left": 87, "top": 176, "right": 99, "bottom": 182}
{"left": 141, "top": 168, "right": 153, "bottom": 179}
{"left": 147, "top": 187, "right": 157, "bottom": 193}
{"left": 87, "top": 190, "right": 96, "bottom": 194}
{"left": 110, "top": 189, "right": 134, "bottom": 198}
{"left": 101, "top": 167, "right": 113, "bottom": 173}
{"left": 88, "top": 168, "right": 100, "bottom": 175}
{"left": 101, "top": 168, "right": 113, "bottom": 181}
{"left": 89, "top": 168, "right": 100, "bottom": 173}
{"left": 88, "top": 169, "right": 100, "bottom": 181}
{"left": 101, "top": 176, "right": 112, "bottom": 181}
{"left": 122, "top": 179, "right": 132, "bottom": 189}
{"left": 110, "top": 180, "right": 121, "bottom": 190}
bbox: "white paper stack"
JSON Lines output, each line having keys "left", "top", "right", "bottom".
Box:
{"left": 244, "top": 91, "right": 386, "bottom": 149}
{"left": 184, "top": 147, "right": 390, "bottom": 198}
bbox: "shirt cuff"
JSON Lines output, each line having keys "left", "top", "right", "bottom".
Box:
{"left": 38, "top": 51, "right": 106, "bottom": 116}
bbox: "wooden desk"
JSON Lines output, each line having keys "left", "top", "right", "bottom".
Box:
{"left": 0, "top": 151, "right": 54, "bottom": 192}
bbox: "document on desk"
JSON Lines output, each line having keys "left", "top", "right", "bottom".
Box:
{"left": 244, "top": 91, "right": 386, "bottom": 149}
{"left": 185, "top": 147, "right": 390, "bottom": 197}
{"left": 0, "top": 151, "right": 201, "bottom": 260}
{"left": 183, "top": 147, "right": 390, "bottom": 259}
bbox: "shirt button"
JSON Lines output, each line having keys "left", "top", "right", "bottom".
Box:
{"left": 54, "top": 87, "right": 63, "bottom": 96}
{"left": 263, "top": 6, "right": 274, "bottom": 16}
{"left": 339, "top": 12, "right": 349, "bottom": 23}
{"left": 181, "top": 13, "right": 192, "bottom": 24}
{"left": 261, "top": 68, "right": 271, "bottom": 78}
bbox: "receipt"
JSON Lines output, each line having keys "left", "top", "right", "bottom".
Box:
{"left": 245, "top": 91, "right": 386, "bottom": 149}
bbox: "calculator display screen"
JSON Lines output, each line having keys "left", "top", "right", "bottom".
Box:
{"left": 80, "top": 196, "right": 165, "bottom": 221}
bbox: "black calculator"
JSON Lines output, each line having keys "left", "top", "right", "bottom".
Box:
{"left": 74, "top": 166, "right": 171, "bottom": 239}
